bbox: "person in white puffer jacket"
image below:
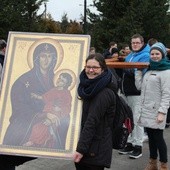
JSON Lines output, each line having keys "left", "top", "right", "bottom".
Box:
{"left": 135, "top": 42, "right": 170, "bottom": 170}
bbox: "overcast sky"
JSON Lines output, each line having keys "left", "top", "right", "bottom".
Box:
{"left": 39, "top": 0, "right": 97, "bottom": 21}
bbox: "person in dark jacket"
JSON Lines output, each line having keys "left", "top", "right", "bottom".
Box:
{"left": 103, "top": 41, "right": 118, "bottom": 59}
{"left": 73, "top": 53, "right": 118, "bottom": 170}
{"left": 0, "top": 39, "right": 7, "bottom": 67}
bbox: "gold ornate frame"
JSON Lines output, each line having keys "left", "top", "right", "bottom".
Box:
{"left": 0, "top": 32, "right": 90, "bottom": 159}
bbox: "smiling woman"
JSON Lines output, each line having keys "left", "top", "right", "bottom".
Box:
{"left": 135, "top": 42, "right": 170, "bottom": 170}
{"left": 73, "top": 53, "right": 118, "bottom": 170}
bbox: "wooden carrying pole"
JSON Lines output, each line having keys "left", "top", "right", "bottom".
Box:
{"left": 106, "top": 62, "right": 149, "bottom": 69}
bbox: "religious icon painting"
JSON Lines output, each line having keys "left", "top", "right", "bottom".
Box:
{"left": 0, "top": 31, "right": 90, "bottom": 159}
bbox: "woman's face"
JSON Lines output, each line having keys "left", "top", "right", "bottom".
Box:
{"left": 85, "top": 59, "right": 104, "bottom": 79}
{"left": 150, "top": 49, "right": 162, "bottom": 62}
{"left": 39, "top": 52, "right": 53, "bottom": 71}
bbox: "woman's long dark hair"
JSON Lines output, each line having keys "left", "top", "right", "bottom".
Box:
{"left": 86, "top": 53, "right": 107, "bottom": 71}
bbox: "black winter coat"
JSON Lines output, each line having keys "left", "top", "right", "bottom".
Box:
{"left": 76, "top": 87, "right": 116, "bottom": 168}
{"left": 121, "top": 69, "right": 141, "bottom": 96}
{"left": 0, "top": 54, "right": 4, "bottom": 67}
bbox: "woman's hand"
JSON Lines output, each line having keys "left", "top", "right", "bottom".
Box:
{"left": 156, "top": 112, "right": 165, "bottom": 123}
{"left": 73, "top": 151, "right": 83, "bottom": 163}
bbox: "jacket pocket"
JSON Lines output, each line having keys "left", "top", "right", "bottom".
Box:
{"left": 145, "top": 101, "right": 156, "bottom": 110}
{"left": 87, "top": 139, "right": 100, "bottom": 157}
{"left": 142, "top": 101, "right": 158, "bottom": 118}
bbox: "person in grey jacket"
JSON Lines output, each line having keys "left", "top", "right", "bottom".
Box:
{"left": 135, "top": 42, "right": 170, "bottom": 170}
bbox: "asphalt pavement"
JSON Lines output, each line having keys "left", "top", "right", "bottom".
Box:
{"left": 16, "top": 127, "right": 170, "bottom": 170}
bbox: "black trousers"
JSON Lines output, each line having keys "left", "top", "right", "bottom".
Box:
{"left": 2, "top": 168, "right": 15, "bottom": 170}
{"left": 75, "top": 162, "right": 104, "bottom": 170}
{"left": 166, "top": 107, "right": 170, "bottom": 124}
{"left": 0, "top": 155, "right": 35, "bottom": 170}
{"left": 146, "top": 128, "right": 167, "bottom": 163}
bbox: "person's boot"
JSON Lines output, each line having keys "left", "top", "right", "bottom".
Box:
{"left": 160, "top": 162, "right": 169, "bottom": 170}
{"left": 129, "top": 145, "right": 142, "bottom": 159}
{"left": 144, "top": 158, "right": 158, "bottom": 170}
{"left": 118, "top": 143, "right": 134, "bottom": 155}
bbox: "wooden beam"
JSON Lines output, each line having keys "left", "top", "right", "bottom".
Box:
{"left": 106, "top": 62, "right": 149, "bottom": 69}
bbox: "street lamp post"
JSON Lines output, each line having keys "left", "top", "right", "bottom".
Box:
{"left": 84, "top": 0, "right": 87, "bottom": 34}
{"left": 44, "top": 3, "right": 47, "bottom": 19}
{"left": 165, "top": 0, "right": 170, "bottom": 15}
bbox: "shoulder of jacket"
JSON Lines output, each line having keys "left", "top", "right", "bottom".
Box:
{"left": 98, "top": 88, "right": 115, "bottom": 98}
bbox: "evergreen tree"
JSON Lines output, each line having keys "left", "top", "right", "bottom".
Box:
{"left": 141, "top": 0, "right": 170, "bottom": 44}
{"left": 0, "top": 0, "right": 48, "bottom": 39}
{"left": 39, "top": 14, "right": 62, "bottom": 33}
{"left": 88, "top": 0, "right": 170, "bottom": 52}
{"left": 66, "top": 20, "right": 83, "bottom": 34}
{"left": 60, "top": 13, "right": 69, "bottom": 33}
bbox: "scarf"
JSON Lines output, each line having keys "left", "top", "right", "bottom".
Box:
{"left": 78, "top": 68, "right": 112, "bottom": 100}
{"left": 148, "top": 58, "right": 170, "bottom": 71}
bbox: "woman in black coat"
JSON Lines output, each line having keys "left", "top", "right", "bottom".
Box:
{"left": 73, "top": 53, "right": 118, "bottom": 170}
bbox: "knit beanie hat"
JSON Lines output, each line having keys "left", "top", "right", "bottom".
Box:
{"left": 150, "top": 42, "right": 167, "bottom": 58}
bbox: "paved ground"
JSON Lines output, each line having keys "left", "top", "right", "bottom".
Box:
{"left": 16, "top": 128, "right": 170, "bottom": 170}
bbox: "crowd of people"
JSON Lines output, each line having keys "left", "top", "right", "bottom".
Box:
{"left": 0, "top": 34, "right": 170, "bottom": 170}
{"left": 74, "top": 34, "right": 170, "bottom": 170}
